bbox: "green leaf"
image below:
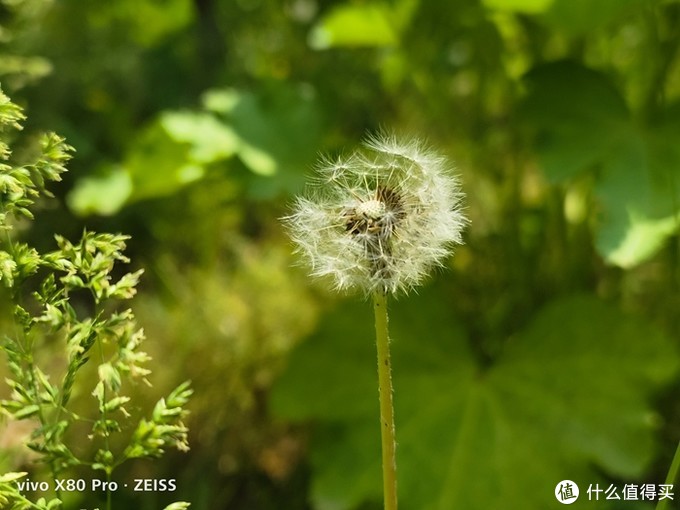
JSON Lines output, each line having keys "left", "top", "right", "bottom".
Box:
{"left": 605, "top": 213, "right": 679, "bottom": 268}
{"left": 641, "top": 103, "right": 680, "bottom": 220}
{"left": 70, "top": 114, "right": 230, "bottom": 211}
{"left": 125, "top": 121, "right": 205, "bottom": 202}
{"left": 237, "top": 143, "right": 277, "bottom": 177}
{"left": 309, "top": 3, "right": 399, "bottom": 49}
{"left": 68, "top": 110, "right": 239, "bottom": 215}
{"left": 159, "top": 111, "right": 239, "bottom": 164}
{"left": 221, "top": 84, "right": 324, "bottom": 196}
{"left": 67, "top": 166, "right": 132, "bottom": 216}
{"left": 522, "top": 62, "right": 680, "bottom": 266}
{"left": 599, "top": 105, "right": 680, "bottom": 264}
{"left": 481, "top": 0, "right": 553, "bottom": 15}
{"left": 272, "top": 290, "right": 677, "bottom": 510}
{"left": 202, "top": 88, "right": 241, "bottom": 114}
{"left": 542, "top": 0, "right": 646, "bottom": 34}
{"left": 592, "top": 136, "right": 680, "bottom": 262}
{"left": 70, "top": 83, "right": 321, "bottom": 210}
{"left": 522, "top": 61, "right": 631, "bottom": 183}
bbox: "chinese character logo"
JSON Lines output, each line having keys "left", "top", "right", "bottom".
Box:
{"left": 555, "top": 480, "right": 580, "bottom": 504}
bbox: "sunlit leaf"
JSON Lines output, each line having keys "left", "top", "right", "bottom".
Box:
{"left": 606, "top": 213, "right": 679, "bottom": 268}
{"left": 0, "top": 55, "right": 53, "bottom": 83}
{"left": 522, "top": 61, "right": 680, "bottom": 267}
{"left": 201, "top": 88, "right": 241, "bottom": 114}
{"left": 309, "top": 3, "right": 398, "bottom": 49}
{"left": 237, "top": 143, "right": 277, "bottom": 176}
{"left": 68, "top": 116, "right": 220, "bottom": 214}
{"left": 160, "top": 111, "right": 239, "bottom": 163}
{"left": 482, "top": 0, "right": 553, "bottom": 14}
{"left": 221, "top": 84, "right": 324, "bottom": 196}
{"left": 67, "top": 166, "right": 132, "bottom": 216}
{"left": 124, "top": 122, "right": 192, "bottom": 202}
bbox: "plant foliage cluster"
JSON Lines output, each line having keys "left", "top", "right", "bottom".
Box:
{"left": 0, "top": 91, "right": 192, "bottom": 509}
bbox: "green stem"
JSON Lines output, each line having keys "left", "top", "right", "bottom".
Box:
{"left": 2, "top": 217, "right": 62, "bottom": 499}
{"left": 372, "top": 291, "right": 398, "bottom": 510}
{"left": 656, "top": 438, "right": 680, "bottom": 510}
{"left": 95, "top": 310, "right": 113, "bottom": 510}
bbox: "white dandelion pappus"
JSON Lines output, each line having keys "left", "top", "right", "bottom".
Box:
{"left": 284, "top": 133, "right": 467, "bottom": 296}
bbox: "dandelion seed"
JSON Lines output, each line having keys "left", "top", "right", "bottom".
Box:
{"left": 283, "top": 133, "right": 467, "bottom": 296}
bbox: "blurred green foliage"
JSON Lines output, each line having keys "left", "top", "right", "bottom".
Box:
{"left": 2, "top": 0, "right": 680, "bottom": 509}
{"left": 274, "top": 288, "right": 678, "bottom": 509}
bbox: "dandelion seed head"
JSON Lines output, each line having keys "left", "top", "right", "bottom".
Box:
{"left": 283, "top": 133, "right": 467, "bottom": 296}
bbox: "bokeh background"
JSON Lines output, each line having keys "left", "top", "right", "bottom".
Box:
{"left": 2, "top": 0, "right": 680, "bottom": 508}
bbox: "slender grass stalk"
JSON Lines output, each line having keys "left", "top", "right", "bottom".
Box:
{"left": 96, "top": 318, "right": 113, "bottom": 510}
{"left": 373, "top": 291, "right": 397, "bottom": 510}
{"left": 656, "top": 439, "right": 680, "bottom": 510}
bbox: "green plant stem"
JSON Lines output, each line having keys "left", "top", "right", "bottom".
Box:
{"left": 2, "top": 222, "right": 63, "bottom": 500}
{"left": 95, "top": 309, "right": 113, "bottom": 510}
{"left": 372, "top": 291, "right": 398, "bottom": 510}
{"left": 656, "top": 438, "right": 680, "bottom": 510}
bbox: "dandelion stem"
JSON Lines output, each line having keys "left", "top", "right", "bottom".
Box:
{"left": 373, "top": 291, "right": 398, "bottom": 510}
{"left": 656, "top": 438, "right": 680, "bottom": 510}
